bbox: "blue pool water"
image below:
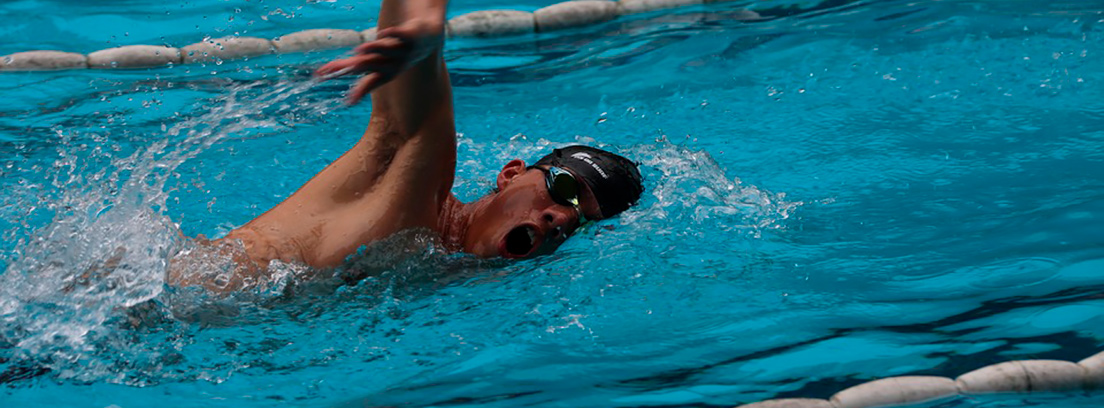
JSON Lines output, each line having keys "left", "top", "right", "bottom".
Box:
{"left": 2, "top": 0, "right": 1104, "bottom": 407}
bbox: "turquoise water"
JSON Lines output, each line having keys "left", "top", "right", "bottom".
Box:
{"left": 2, "top": 0, "right": 1104, "bottom": 407}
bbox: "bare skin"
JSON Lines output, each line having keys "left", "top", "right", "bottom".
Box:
{"left": 170, "top": 0, "right": 601, "bottom": 292}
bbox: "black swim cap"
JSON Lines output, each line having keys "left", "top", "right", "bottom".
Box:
{"left": 534, "top": 145, "right": 644, "bottom": 219}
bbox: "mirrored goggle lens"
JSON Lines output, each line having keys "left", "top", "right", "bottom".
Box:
{"left": 548, "top": 169, "right": 580, "bottom": 207}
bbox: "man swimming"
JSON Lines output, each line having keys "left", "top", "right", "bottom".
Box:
{"left": 170, "top": 0, "right": 643, "bottom": 291}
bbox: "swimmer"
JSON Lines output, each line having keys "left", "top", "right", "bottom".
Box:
{"left": 170, "top": 0, "right": 644, "bottom": 291}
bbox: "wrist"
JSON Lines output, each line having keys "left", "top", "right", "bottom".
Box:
{"left": 407, "top": 0, "right": 448, "bottom": 24}
{"left": 405, "top": 16, "right": 446, "bottom": 39}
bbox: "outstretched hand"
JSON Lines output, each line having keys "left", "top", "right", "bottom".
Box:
{"left": 315, "top": 19, "right": 445, "bottom": 105}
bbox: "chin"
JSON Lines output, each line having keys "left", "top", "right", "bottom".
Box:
{"left": 464, "top": 224, "right": 542, "bottom": 259}
{"left": 462, "top": 234, "right": 507, "bottom": 259}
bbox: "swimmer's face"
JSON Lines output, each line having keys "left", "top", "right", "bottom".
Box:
{"left": 462, "top": 159, "right": 602, "bottom": 259}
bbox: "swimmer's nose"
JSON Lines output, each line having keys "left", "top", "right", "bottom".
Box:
{"left": 540, "top": 207, "right": 575, "bottom": 238}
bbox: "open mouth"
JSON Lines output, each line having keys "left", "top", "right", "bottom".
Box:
{"left": 502, "top": 225, "right": 539, "bottom": 258}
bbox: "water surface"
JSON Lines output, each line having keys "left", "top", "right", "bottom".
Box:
{"left": 1, "top": 0, "right": 1103, "bottom": 407}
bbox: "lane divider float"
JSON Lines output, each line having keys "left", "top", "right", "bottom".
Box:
{"left": 0, "top": 0, "right": 742, "bottom": 71}
{"left": 738, "top": 351, "right": 1104, "bottom": 408}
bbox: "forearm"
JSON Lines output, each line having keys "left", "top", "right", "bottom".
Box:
{"left": 369, "top": 0, "right": 452, "bottom": 136}
{"left": 377, "top": 0, "right": 448, "bottom": 30}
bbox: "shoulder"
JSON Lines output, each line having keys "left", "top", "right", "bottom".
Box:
{"left": 222, "top": 224, "right": 308, "bottom": 268}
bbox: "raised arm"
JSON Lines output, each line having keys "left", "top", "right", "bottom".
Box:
{"left": 370, "top": 0, "right": 450, "bottom": 133}
{"left": 222, "top": 0, "right": 457, "bottom": 269}
{"left": 307, "top": 0, "right": 456, "bottom": 206}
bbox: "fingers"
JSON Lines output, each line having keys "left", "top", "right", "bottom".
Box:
{"left": 314, "top": 54, "right": 394, "bottom": 79}
{"left": 318, "top": 29, "right": 416, "bottom": 104}
{"left": 354, "top": 37, "right": 409, "bottom": 57}
{"left": 315, "top": 59, "right": 354, "bottom": 78}
{"left": 346, "top": 72, "right": 384, "bottom": 105}
{"left": 374, "top": 27, "right": 411, "bottom": 41}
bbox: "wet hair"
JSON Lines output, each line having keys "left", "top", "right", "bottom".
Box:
{"left": 533, "top": 145, "right": 644, "bottom": 219}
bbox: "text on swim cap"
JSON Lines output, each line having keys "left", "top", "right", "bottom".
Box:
{"left": 570, "top": 152, "right": 610, "bottom": 179}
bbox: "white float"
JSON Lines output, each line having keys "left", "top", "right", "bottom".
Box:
{"left": 181, "top": 37, "right": 274, "bottom": 63}
{"left": 0, "top": 0, "right": 720, "bottom": 72}
{"left": 534, "top": 0, "right": 619, "bottom": 32}
{"left": 1080, "top": 351, "right": 1104, "bottom": 389}
{"left": 830, "top": 376, "right": 959, "bottom": 408}
{"left": 0, "top": 51, "right": 86, "bottom": 71}
{"left": 957, "top": 360, "right": 1086, "bottom": 394}
{"left": 87, "top": 45, "right": 181, "bottom": 69}
{"left": 361, "top": 27, "right": 378, "bottom": 42}
{"left": 736, "top": 398, "right": 835, "bottom": 408}
{"left": 618, "top": 0, "right": 703, "bottom": 15}
{"left": 448, "top": 10, "right": 536, "bottom": 37}
{"left": 273, "top": 29, "right": 363, "bottom": 53}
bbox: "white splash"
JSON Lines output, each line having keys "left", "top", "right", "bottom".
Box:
{"left": 0, "top": 75, "right": 338, "bottom": 383}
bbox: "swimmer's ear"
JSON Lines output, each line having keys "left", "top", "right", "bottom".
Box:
{"left": 496, "top": 159, "right": 527, "bottom": 191}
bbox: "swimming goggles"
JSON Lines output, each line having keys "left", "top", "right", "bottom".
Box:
{"left": 530, "top": 165, "right": 590, "bottom": 226}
